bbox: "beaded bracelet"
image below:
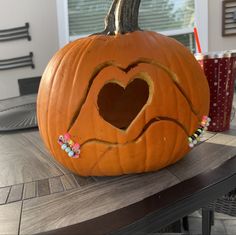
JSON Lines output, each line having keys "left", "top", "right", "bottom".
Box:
{"left": 58, "top": 133, "right": 80, "bottom": 158}
{"left": 188, "top": 115, "right": 211, "bottom": 148}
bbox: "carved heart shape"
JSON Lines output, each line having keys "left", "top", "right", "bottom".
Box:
{"left": 97, "top": 78, "right": 149, "bottom": 130}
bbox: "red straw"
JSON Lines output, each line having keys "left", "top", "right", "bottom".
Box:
{"left": 194, "top": 27, "right": 202, "bottom": 53}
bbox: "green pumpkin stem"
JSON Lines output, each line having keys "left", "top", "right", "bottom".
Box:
{"left": 95, "top": 0, "right": 141, "bottom": 35}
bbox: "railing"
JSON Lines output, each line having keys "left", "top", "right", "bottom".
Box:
{"left": 0, "top": 23, "right": 31, "bottom": 42}
{"left": 0, "top": 52, "right": 34, "bottom": 70}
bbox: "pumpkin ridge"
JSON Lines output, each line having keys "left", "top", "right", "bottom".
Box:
{"left": 90, "top": 146, "right": 125, "bottom": 176}
{"left": 62, "top": 40, "right": 95, "bottom": 171}
{"left": 38, "top": 42, "right": 75, "bottom": 149}
{"left": 165, "top": 40, "right": 204, "bottom": 122}
{"left": 141, "top": 58, "right": 199, "bottom": 118}
{"left": 143, "top": 124, "right": 148, "bottom": 173}
{"left": 67, "top": 37, "right": 103, "bottom": 125}
{"left": 67, "top": 58, "right": 199, "bottom": 132}
{"left": 46, "top": 41, "right": 90, "bottom": 171}
{"left": 79, "top": 117, "right": 189, "bottom": 148}
{"left": 44, "top": 51, "right": 75, "bottom": 161}
{"left": 86, "top": 120, "right": 188, "bottom": 175}
{"left": 175, "top": 50, "right": 204, "bottom": 131}
{"left": 89, "top": 147, "right": 112, "bottom": 175}
{"left": 39, "top": 41, "right": 83, "bottom": 131}
{"left": 166, "top": 120, "right": 179, "bottom": 167}
{"left": 144, "top": 32, "right": 202, "bottom": 121}
{"left": 116, "top": 134, "right": 125, "bottom": 175}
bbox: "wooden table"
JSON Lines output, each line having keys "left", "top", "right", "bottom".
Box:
{"left": 0, "top": 126, "right": 235, "bottom": 235}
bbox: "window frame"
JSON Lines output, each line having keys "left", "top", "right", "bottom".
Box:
{"left": 57, "top": 0, "right": 208, "bottom": 52}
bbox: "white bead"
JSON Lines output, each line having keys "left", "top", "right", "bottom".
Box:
{"left": 189, "top": 143, "right": 194, "bottom": 148}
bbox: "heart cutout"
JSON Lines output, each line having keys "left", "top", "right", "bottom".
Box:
{"left": 97, "top": 78, "right": 149, "bottom": 130}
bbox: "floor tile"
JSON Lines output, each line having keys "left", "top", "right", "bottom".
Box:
{"left": 0, "top": 201, "right": 22, "bottom": 235}
{"left": 7, "top": 184, "right": 23, "bottom": 203}
{"left": 188, "top": 217, "right": 227, "bottom": 235}
{"left": 60, "top": 174, "right": 78, "bottom": 190}
{"left": 23, "top": 181, "right": 36, "bottom": 200}
{"left": 49, "top": 176, "right": 64, "bottom": 194}
{"left": 0, "top": 187, "right": 10, "bottom": 204}
{"left": 37, "top": 179, "right": 50, "bottom": 197}
{"left": 223, "top": 219, "right": 236, "bottom": 235}
{"left": 214, "top": 212, "right": 236, "bottom": 220}
{"left": 189, "top": 210, "right": 201, "bottom": 218}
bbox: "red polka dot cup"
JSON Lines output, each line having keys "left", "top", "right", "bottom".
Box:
{"left": 195, "top": 51, "right": 236, "bottom": 132}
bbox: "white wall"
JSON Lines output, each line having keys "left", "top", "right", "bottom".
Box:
{"left": 208, "top": 0, "right": 236, "bottom": 52}
{"left": 0, "top": 0, "right": 235, "bottom": 99}
{"left": 0, "top": 0, "right": 59, "bottom": 99}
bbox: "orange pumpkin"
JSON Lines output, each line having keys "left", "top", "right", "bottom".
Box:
{"left": 37, "top": 0, "right": 210, "bottom": 176}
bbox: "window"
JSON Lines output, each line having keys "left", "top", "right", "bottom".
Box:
{"left": 64, "top": 0, "right": 207, "bottom": 52}
{"left": 138, "top": 0, "right": 195, "bottom": 52}
{"left": 68, "top": 0, "right": 112, "bottom": 37}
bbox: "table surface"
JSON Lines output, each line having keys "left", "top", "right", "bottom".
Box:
{"left": 0, "top": 94, "right": 235, "bottom": 235}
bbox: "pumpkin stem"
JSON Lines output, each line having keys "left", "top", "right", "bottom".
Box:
{"left": 92, "top": 0, "right": 118, "bottom": 36}
{"left": 115, "top": 0, "right": 141, "bottom": 34}
{"left": 104, "top": 0, "right": 119, "bottom": 35}
{"left": 95, "top": 0, "right": 141, "bottom": 35}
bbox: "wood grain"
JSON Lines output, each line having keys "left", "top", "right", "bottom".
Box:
{"left": 73, "top": 175, "right": 95, "bottom": 187}
{"left": 22, "top": 131, "right": 71, "bottom": 175}
{"left": 167, "top": 130, "right": 236, "bottom": 181}
{"left": 20, "top": 170, "right": 179, "bottom": 234}
{"left": 7, "top": 184, "right": 23, "bottom": 203}
{"left": 37, "top": 179, "right": 50, "bottom": 197}
{"left": 92, "top": 175, "right": 128, "bottom": 182}
{"left": 0, "top": 94, "right": 37, "bottom": 111}
{"left": 0, "top": 187, "right": 10, "bottom": 204}
{"left": 49, "top": 177, "right": 64, "bottom": 194}
{"left": 23, "top": 182, "right": 36, "bottom": 200}
{"left": 60, "top": 174, "right": 78, "bottom": 191}
{"left": 0, "top": 132, "right": 64, "bottom": 187}
{"left": 0, "top": 201, "right": 22, "bottom": 235}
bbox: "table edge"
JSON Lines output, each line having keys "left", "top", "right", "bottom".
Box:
{"left": 36, "top": 155, "right": 236, "bottom": 235}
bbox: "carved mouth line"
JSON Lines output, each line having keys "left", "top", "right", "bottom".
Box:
{"left": 67, "top": 58, "right": 199, "bottom": 132}
{"left": 80, "top": 116, "right": 189, "bottom": 148}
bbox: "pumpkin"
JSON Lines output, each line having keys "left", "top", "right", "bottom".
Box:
{"left": 37, "top": 0, "right": 210, "bottom": 176}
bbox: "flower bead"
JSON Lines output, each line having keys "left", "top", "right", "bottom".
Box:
{"left": 73, "top": 143, "right": 80, "bottom": 149}
{"left": 189, "top": 143, "right": 194, "bottom": 148}
{"left": 61, "top": 144, "right": 67, "bottom": 150}
{"left": 58, "top": 135, "right": 64, "bottom": 141}
{"left": 58, "top": 140, "right": 63, "bottom": 145}
{"left": 64, "top": 133, "right": 71, "bottom": 141}
{"left": 68, "top": 151, "right": 75, "bottom": 157}
{"left": 68, "top": 140, "right": 74, "bottom": 146}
